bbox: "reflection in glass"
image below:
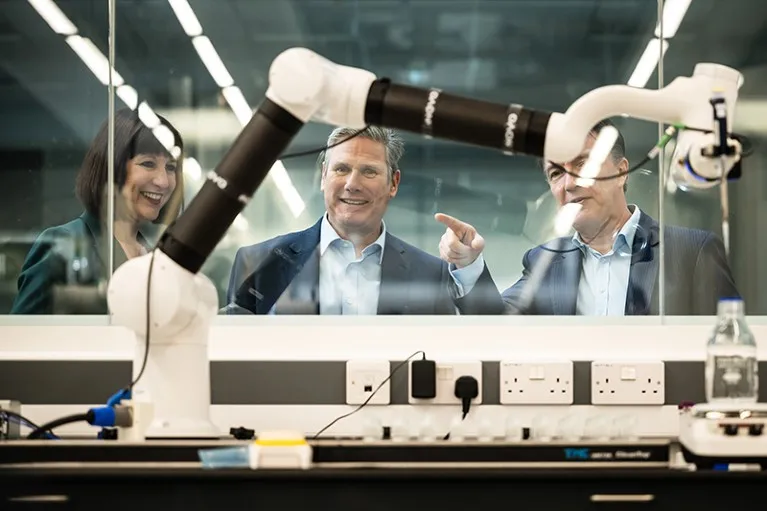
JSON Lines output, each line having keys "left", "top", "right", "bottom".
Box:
{"left": 497, "top": 119, "right": 738, "bottom": 316}
{"left": 660, "top": 0, "right": 767, "bottom": 315}
{"left": 222, "top": 127, "right": 502, "bottom": 316}
{"left": 85, "top": 0, "right": 762, "bottom": 319}
{"left": 10, "top": 109, "right": 183, "bottom": 314}
{"left": 120, "top": 0, "right": 667, "bottom": 318}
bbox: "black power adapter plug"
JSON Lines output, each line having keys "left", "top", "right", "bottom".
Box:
{"left": 454, "top": 375, "right": 479, "bottom": 419}
{"left": 411, "top": 358, "right": 437, "bottom": 399}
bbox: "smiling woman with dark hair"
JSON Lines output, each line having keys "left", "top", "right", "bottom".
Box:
{"left": 11, "top": 108, "right": 185, "bottom": 314}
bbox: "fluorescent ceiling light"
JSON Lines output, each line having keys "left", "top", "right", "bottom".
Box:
{"left": 554, "top": 202, "right": 582, "bottom": 237}
{"left": 222, "top": 86, "right": 253, "bottom": 127}
{"left": 152, "top": 125, "right": 176, "bottom": 151}
{"left": 192, "top": 36, "right": 234, "bottom": 87}
{"left": 167, "top": 0, "right": 203, "bottom": 36}
{"left": 270, "top": 161, "right": 306, "bottom": 218}
{"left": 576, "top": 126, "right": 619, "bottom": 187}
{"left": 30, "top": 1, "right": 175, "bottom": 171}
{"left": 184, "top": 157, "right": 202, "bottom": 181}
{"left": 116, "top": 85, "right": 138, "bottom": 110}
{"left": 627, "top": 38, "right": 668, "bottom": 88}
{"left": 138, "top": 102, "right": 161, "bottom": 129}
{"left": 654, "top": 0, "right": 692, "bottom": 38}
{"left": 27, "top": 0, "right": 77, "bottom": 35}
{"left": 165, "top": 0, "right": 304, "bottom": 217}
{"left": 233, "top": 214, "right": 249, "bottom": 232}
{"left": 66, "top": 35, "right": 124, "bottom": 87}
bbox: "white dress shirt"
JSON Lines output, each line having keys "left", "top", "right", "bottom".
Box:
{"left": 318, "top": 214, "right": 485, "bottom": 315}
{"left": 573, "top": 206, "right": 641, "bottom": 316}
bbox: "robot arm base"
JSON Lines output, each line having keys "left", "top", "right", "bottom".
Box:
{"left": 106, "top": 251, "right": 219, "bottom": 439}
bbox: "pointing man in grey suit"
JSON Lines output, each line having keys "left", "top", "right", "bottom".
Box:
{"left": 223, "top": 126, "right": 500, "bottom": 315}
{"left": 436, "top": 119, "right": 739, "bottom": 316}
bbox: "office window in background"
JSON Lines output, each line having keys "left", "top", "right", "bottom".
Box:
{"left": 1, "top": 0, "right": 112, "bottom": 315}
{"left": 659, "top": 0, "right": 767, "bottom": 315}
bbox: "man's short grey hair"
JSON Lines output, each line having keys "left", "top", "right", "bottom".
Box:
{"left": 321, "top": 126, "right": 405, "bottom": 181}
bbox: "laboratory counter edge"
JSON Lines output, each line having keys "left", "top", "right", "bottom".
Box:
{"left": 1, "top": 466, "right": 765, "bottom": 510}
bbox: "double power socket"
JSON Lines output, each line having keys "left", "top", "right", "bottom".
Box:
{"left": 346, "top": 360, "right": 665, "bottom": 406}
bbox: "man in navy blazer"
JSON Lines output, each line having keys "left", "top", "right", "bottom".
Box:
{"left": 438, "top": 119, "right": 739, "bottom": 316}
{"left": 223, "top": 126, "right": 500, "bottom": 315}
{"left": 501, "top": 208, "right": 738, "bottom": 315}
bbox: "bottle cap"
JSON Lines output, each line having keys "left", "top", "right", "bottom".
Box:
{"left": 717, "top": 297, "right": 745, "bottom": 315}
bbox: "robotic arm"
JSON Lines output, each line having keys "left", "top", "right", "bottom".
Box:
{"left": 107, "top": 48, "right": 743, "bottom": 439}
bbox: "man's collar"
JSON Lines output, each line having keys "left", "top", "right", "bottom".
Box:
{"left": 319, "top": 213, "right": 387, "bottom": 262}
{"left": 572, "top": 204, "right": 641, "bottom": 254}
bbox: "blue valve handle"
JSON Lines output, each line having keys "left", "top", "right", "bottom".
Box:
{"left": 98, "top": 388, "right": 132, "bottom": 438}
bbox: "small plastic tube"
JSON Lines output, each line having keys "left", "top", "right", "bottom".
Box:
{"left": 198, "top": 446, "right": 250, "bottom": 469}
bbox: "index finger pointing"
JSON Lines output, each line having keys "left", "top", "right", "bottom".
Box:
{"left": 434, "top": 213, "right": 468, "bottom": 235}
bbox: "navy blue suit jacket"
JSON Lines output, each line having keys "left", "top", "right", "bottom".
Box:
{"left": 223, "top": 219, "right": 501, "bottom": 315}
{"left": 502, "top": 211, "right": 739, "bottom": 315}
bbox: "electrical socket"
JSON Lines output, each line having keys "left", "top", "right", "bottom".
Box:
{"left": 408, "top": 360, "right": 483, "bottom": 405}
{"left": 499, "top": 361, "right": 573, "bottom": 405}
{"left": 591, "top": 361, "right": 665, "bottom": 405}
{"left": 345, "top": 360, "right": 391, "bottom": 405}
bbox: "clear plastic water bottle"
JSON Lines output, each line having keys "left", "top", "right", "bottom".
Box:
{"left": 705, "top": 298, "right": 758, "bottom": 403}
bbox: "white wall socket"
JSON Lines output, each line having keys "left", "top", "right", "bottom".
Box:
{"left": 591, "top": 361, "right": 665, "bottom": 405}
{"left": 346, "top": 360, "right": 391, "bottom": 405}
{"left": 499, "top": 361, "right": 573, "bottom": 405}
{"left": 408, "top": 360, "right": 483, "bottom": 405}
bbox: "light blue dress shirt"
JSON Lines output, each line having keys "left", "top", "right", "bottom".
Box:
{"left": 572, "top": 206, "right": 641, "bottom": 316}
{"left": 318, "top": 214, "right": 485, "bottom": 315}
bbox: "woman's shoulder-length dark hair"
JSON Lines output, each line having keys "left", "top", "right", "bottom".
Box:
{"left": 75, "top": 107, "right": 185, "bottom": 225}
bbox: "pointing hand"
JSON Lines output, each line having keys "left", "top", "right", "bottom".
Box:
{"left": 434, "top": 213, "right": 485, "bottom": 269}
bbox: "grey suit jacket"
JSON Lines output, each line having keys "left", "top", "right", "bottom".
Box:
{"left": 222, "top": 218, "right": 501, "bottom": 315}
{"left": 502, "top": 211, "right": 739, "bottom": 315}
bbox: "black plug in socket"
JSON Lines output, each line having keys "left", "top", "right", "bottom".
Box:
{"left": 454, "top": 376, "right": 479, "bottom": 418}
{"left": 411, "top": 359, "right": 437, "bottom": 399}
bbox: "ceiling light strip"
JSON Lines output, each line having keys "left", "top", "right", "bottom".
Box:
{"left": 166, "top": 0, "right": 305, "bottom": 217}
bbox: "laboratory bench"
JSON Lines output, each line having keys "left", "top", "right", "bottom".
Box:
{"left": 2, "top": 465, "right": 766, "bottom": 510}
{"left": 1, "top": 439, "right": 765, "bottom": 510}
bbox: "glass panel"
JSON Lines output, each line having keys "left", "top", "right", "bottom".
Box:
{"left": 659, "top": 0, "right": 766, "bottom": 315}
{"left": 111, "top": 0, "right": 669, "bottom": 320}
{"left": 1, "top": 0, "right": 113, "bottom": 316}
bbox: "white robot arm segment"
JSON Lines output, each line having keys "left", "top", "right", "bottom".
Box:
{"left": 265, "top": 47, "right": 377, "bottom": 128}
{"left": 546, "top": 63, "right": 743, "bottom": 163}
